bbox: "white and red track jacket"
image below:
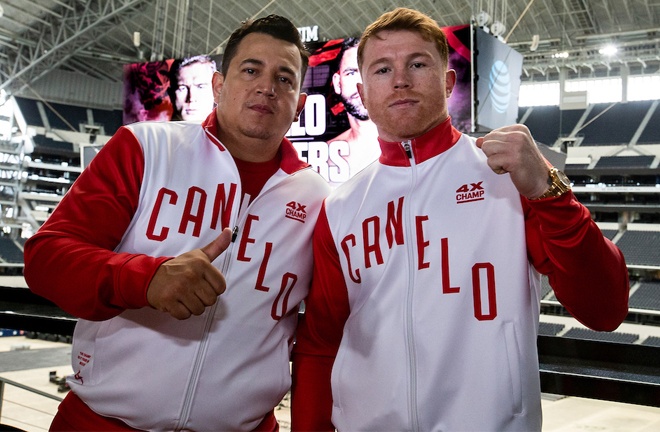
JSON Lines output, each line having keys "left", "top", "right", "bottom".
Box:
{"left": 24, "top": 114, "right": 330, "bottom": 430}
{"left": 292, "top": 117, "right": 629, "bottom": 431}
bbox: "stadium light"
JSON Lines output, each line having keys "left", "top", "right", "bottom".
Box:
{"left": 599, "top": 44, "right": 618, "bottom": 56}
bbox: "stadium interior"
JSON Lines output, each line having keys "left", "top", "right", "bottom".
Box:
{"left": 0, "top": 0, "right": 659, "bottom": 429}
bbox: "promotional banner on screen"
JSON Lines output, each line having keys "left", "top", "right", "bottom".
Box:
{"left": 122, "top": 54, "right": 222, "bottom": 125}
{"left": 287, "top": 25, "right": 474, "bottom": 187}
{"left": 121, "top": 26, "right": 480, "bottom": 189}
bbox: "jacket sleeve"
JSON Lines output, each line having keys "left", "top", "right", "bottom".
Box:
{"left": 292, "top": 204, "right": 349, "bottom": 432}
{"left": 524, "top": 191, "right": 629, "bottom": 331}
{"left": 23, "top": 127, "right": 171, "bottom": 321}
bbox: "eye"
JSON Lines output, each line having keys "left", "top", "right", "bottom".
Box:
{"left": 243, "top": 68, "right": 256, "bottom": 75}
{"left": 411, "top": 62, "right": 425, "bottom": 69}
{"left": 279, "top": 76, "right": 294, "bottom": 86}
{"left": 375, "top": 67, "right": 389, "bottom": 75}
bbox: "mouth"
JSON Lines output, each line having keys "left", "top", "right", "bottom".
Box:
{"left": 248, "top": 103, "right": 274, "bottom": 114}
{"left": 390, "top": 99, "right": 417, "bottom": 108}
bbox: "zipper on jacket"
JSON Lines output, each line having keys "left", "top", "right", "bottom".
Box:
{"left": 403, "top": 145, "right": 420, "bottom": 431}
{"left": 175, "top": 170, "right": 298, "bottom": 429}
{"left": 403, "top": 140, "right": 413, "bottom": 159}
{"left": 229, "top": 191, "right": 252, "bottom": 245}
{"left": 174, "top": 164, "right": 311, "bottom": 429}
{"left": 175, "top": 301, "right": 220, "bottom": 430}
{"left": 175, "top": 238, "right": 236, "bottom": 429}
{"left": 175, "top": 176, "right": 250, "bottom": 429}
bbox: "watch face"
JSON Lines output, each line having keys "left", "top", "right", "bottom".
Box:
{"left": 556, "top": 170, "right": 571, "bottom": 187}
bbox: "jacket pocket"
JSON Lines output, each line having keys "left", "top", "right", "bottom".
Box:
{"left": 503, "top": 321, "right": 523, "bottom": 415}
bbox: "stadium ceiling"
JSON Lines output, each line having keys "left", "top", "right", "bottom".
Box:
{"left": 0, "top": 0, "right": 659, "bottom": 96}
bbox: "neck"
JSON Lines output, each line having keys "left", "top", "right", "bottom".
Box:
{"left": 215, "top": 120, "right": 282, "bottom": 163}
{"left": 348, "top": 116, "right": 378, "bottom": 134}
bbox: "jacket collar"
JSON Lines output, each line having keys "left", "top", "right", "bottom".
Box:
{"left": 202, "top": 112, "right": 310, "bottom": 175}
{"left": 378, "top": 117, "right": 463, "bottom": 167}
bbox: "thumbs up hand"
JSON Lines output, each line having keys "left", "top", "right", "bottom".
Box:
{"left": 147, "top": 228, "right": 233, "bottom": 320}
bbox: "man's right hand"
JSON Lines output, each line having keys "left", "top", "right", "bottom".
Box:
{"left": 147, "top": 228, "right": 233, "bottom": 320}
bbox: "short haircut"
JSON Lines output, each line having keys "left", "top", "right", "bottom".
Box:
{"left": 357, "top": 7, "right": 449, "bottom": 71}
{"left": 221, "top": 14, "right": 309, "bottom": 89}
{"left": 339, "top": 37, "right": 360, "bottom": 62}
{"left": 168, "top": 55, "right": 216, "bottom": 100}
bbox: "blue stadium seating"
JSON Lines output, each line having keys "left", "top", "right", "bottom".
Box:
{"left": 629, "top": 282, "right": 660, "bottom": 311}
{"left": 538, "top": 322, "right": 565, "bottom": 336}
{"left": 638, "top": 105, "right": 660, "bottom": 144}
{"left": 0, "top": 238, "right": 23, "bottom": 264}
{"left": 562, "top": 327, "right": 640, "bottom": 344}
{"left": 14, "top": 97, "right": 43, "bottom": 127}
{"left": 641, "top": 336, "right": 660, "bottom": 346}
{"left": 615, "top": 231, "right": 660, "bottom": 267}
{"left": 595, "top": 155, "right": 655, "bottom": 169}
{"left": 600, "top": 229, "right": 618, "bottom": 241}
{"left": 580, "top": 101, "right": 653, "bottom": 146}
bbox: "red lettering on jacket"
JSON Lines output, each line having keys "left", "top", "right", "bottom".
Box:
{"left": 255, "top": 242, "right": 273, "bottom": 292}
{"left": 386, "top": 197, "right": 404, "bottom": 248}
{"left": 441, "top": 237, "right": 460, "bottom": 293}
{"left": 416, "top": 215, "right": 430, "bottom": 269}
{"left": 146, "top": 183, "right": 237, "bottom": 242}
{"left": 337, "top": 202, "right": 499, "bottom": 320}
{"left": 341, "top": 234, "right": 361, "bottom": 283}
{"left": 271, "top": 272, "right": 298, "bottom": 320}
{"left": 178, "top": 186, "right": 206, "bottom": 237}
{"left": 211, "top": 183, "right": 237, "bottom": 230}
{"left": 473, "top": 263, "right": 497, "bottom": 320}
{"left": 147, "top": 188, "right": 178, "bottom": 241}
{"left": 248, "top": 239, "right": 300, "bottom": 321}
{"left": 363, "top": 217, "right": 383, "bottom": 268}
{"left": 237, "top": 214, "right": 259, "bottom": 262}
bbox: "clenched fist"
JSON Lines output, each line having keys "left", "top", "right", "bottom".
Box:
{"left": 475, "top": 124, "right": 550, "bottom": 199}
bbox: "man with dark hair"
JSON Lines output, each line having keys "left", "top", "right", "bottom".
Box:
{"left": 168, "top": 55, "right": 216, "bottom": 121}
{"left": 331, "top": 38, "right": 366, "bottom": 123}
{"left": 24, "top": 14, "right": 328, "bottom": 431}
{"left": 292, "top": 7, "right": 628, "bottom": 431}
{"left": 221, "top": 14, "right": 309, "bottom": 81}
{"left": 327, "top": 37, "right": 379, "bottom": 183}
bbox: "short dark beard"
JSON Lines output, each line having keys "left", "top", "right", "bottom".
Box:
{"left": 343, "top": 97, "right": 369, "bottom": 121}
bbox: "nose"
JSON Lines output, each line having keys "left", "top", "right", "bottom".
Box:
{"left": 256, "top": 77, "right": 276, "bottom": 98}
{"left": 393, "top": 68, "right": 411, "bottom": 90}
{"left": 187, "top": 86, "right": 201, "bottom": 103}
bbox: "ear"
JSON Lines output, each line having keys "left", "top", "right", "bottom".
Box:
{"left": 357, "top": 82, "right": 366, "bottom": 106}
{"left": 212, "top": 71, "right": 224, "bottom": 103}
{"left": 445, "top": 69, "right": 457, "bottom": 98}
{"left": 294, "top": 93, "right": 307, "bottom": 122}
{"left": 332, "top": 72, "right": 342, "bottom": 95}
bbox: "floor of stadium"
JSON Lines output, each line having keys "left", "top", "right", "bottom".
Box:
{"left": 1, "top": 320, "right": 659, "bottom": 431}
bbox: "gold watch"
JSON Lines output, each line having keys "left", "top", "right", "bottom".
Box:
{"left": 531, "top": 167, "right": 571, "bottom": 200}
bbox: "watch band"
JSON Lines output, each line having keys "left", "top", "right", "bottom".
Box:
{"left": 530, "top": 167, "right": 571, "bottom": 200}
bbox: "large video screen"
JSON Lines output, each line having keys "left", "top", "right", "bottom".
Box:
{"left": 122, "top": 54, "right": 222, "bottom": 125}
{"left": 122, "top": 25, "right": 522, "bottom": 189}
{"left": 287, "top": 25, "right": 474, "bottom": 187}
